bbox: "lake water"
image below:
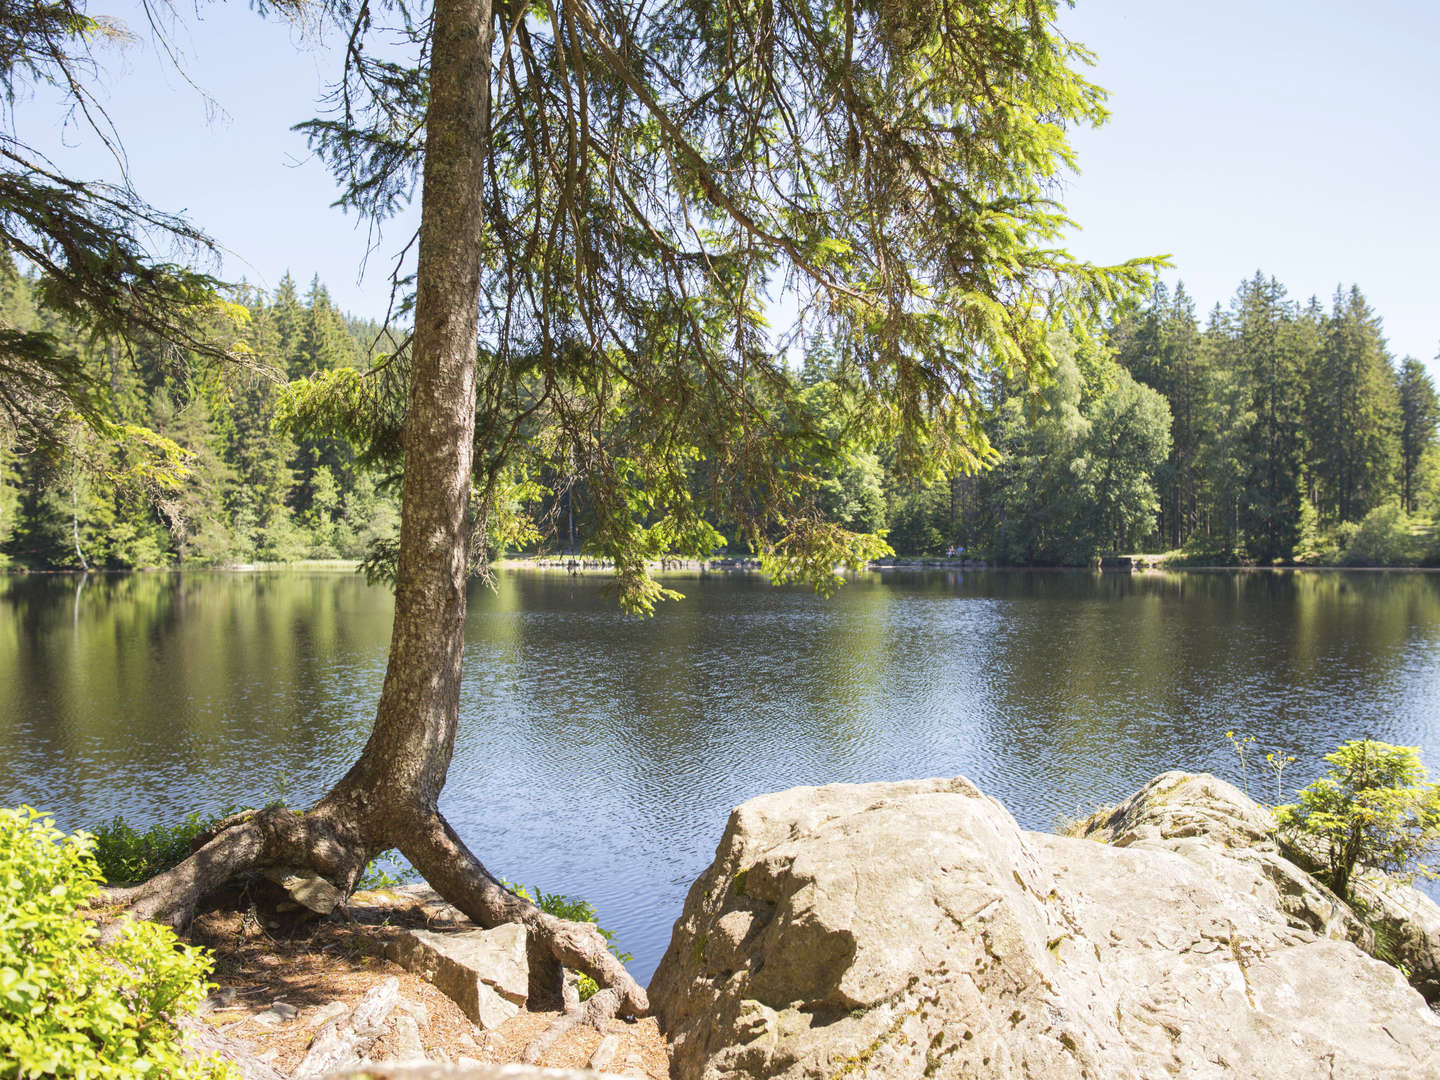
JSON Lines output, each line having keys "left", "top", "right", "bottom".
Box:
{"left": 3, "top": 567, "right": 1440, "bottom": 983}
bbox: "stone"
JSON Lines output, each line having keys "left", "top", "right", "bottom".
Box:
{"left": 351, "top": 978, "right": 403, "bottom": 1037}
{"left": 294, "top": 978, "right": 402, "bottom": 1079}
{"left": 588, "top": 1033, "right": 621, "bottom": 1071}
{"left": 385, "top": 1013, "right": 427, "bottom": 1064}
{"left": 650, "top": 774, "right": 1440, "bottom": 1080}
{"left": 1091, "top": 771, "right": 1440, "bottom": 1002}
{"left": 396, "top": 997, "right": 432, "bottom": 1030}
{"left": 308, "top": 1000, "right": 351, "bottom": 1029}
{"left": 351, "top": 883, "right": 471, "bottom": 928}
{"left": 250, "top": 1003, "right": 297, "bottom": 1027}
{"left": 262, "top": 866, "right": 348, "bottom": 915}
{"left": 1353, "top": 875, "right": 1440, "bottom": 1006}
{"left": 385, "top": 923, "right": 530, "bottom": 1029}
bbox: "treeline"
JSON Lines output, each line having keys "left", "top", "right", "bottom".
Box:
{"left": 2, "top": 263, "right": 1437, "bottom": 570}
{"left": 0, "top": 261, "right": 400, "bottom": 569}
{"left": 882, "top": 274, "right": 1440, "bottom": 565}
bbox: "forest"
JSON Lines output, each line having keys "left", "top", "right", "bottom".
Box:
{"left": 1, "top": 258, "right": 1436, "bottom": 570}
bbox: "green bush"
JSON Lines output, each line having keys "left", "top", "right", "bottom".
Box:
{"left": 89, "top": 811, "right": 224, "bottom": 886}
{"left": 1274, "top": 740, "right": 1440, "bottom": 899}
{"left": 1342, "top": 501, "right": 1423, "bottom": 566}
{"left": 0, "top": 807, "right": 233, "bottom": 1079}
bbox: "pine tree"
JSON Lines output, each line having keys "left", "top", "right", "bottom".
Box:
{"left": 1397, "top": 357, "right": 1439, "bottom": 514}
{"left": 115, "top": 0, "right": 1158, "bottom": 1022}
{"left": 1109, "top": 282, "right": 1207, "bottom": 548}
{"left": 1308, "top": 286, "right": 1399, "bottom": 522}
{"left": 1230, "top": 273, "right": 1308, "bottom": 562}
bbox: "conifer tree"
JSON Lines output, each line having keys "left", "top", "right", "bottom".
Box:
{"left": 1308, "top": 286, "right": 1399, "bottom": 522}
{"left": 114, "top": 0, "right": 1159, "bottom": 1021}
{"left": 1397, "top": 356, "right": 1439, "bottom": 514}
{"left": 1230, "top": 273, "right": 1308, "bottom": 562}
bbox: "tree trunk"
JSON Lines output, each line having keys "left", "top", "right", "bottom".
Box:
{"left": 316, "top": 0, "right": 492, "bottom": 830}
{"left": 109, "top": 0, "right": 648, "bottom": 1018}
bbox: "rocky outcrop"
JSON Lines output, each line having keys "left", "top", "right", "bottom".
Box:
{"left": 650, "top": 773, "right": 1440, "bottom": 1080}
{"left": 1076, "top": 772, "right": 1374, "bottom": 949}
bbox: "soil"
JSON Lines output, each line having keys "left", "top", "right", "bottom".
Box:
{"left": 185, "top": 882, "right": 671, "bottom": 1077}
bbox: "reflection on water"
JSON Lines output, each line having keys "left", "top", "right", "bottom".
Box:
{"left": 3, "top": 567, "right": 1440, "bottom": 982}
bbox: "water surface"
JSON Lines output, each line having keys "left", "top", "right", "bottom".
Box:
{"left": 3, "top": 567, "right": 1439, "bottom": 982}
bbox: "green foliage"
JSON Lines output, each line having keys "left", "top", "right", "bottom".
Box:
{"left": 1307, "top": 287, "right": 1399, "bottom": 525}
{"left": 88, "top": 810, "right": 224, "bottom": 886}
{"left": 2, "top": 257, "right": 1431, "bottom": 573}
{"left": 1342, "top": 500, "right": 1424, "bottom": 567}
{"left": 1398, "top": 358, "right": 1439, "bottom": 514}
{"left": 970, "top": 328, "right": 1170, "bottom": 564}
{"left": 356, "top": 850, "right": 418, "bottom": 891}
{"left": 0, "top": 269, "right": 402, "bottom": 571}
{"left": 0, "top": 807, "right": 233, "bottom": 1079}
{"left": 1273, "top": 740, "right": 1440, "bottom": 899}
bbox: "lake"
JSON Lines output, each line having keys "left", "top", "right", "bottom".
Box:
{"left": 3, "top": 567, "right": 1440, "bottom": 983}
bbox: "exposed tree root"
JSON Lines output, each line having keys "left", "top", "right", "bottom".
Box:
{"left": 103, "top": 801, "right": 650, "bottom": 1018}
{"left": 102, "top": 806, "right": 365, "bottom": 937}
{"left": 401, "top": 813, "right": 649, "bottom": 1016}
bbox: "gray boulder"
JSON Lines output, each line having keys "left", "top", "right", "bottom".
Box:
{"left": 650, "top": 774, "right": 1440, "bottom": 1080}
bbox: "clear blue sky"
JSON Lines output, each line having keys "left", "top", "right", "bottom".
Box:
{"left": 1059, "top": 0, "right": 1440, "bottom": 367}
{"left": 21, "top": 0, "right": 1440, "bottom": 367}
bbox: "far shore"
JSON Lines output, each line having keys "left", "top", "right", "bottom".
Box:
{"left": 5, "top": 555, "right": 1440, "bottom": 577}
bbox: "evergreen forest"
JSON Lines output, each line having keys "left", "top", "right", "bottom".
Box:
{"left": 2, "top": 259, "right": 1437, "bottom": 570}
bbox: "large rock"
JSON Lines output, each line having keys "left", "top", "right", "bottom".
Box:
{"left": 1353, "top": 873, "right": 1440, "bottom": 1006}
{"left": 650, "top": 774, "right": 1440, "bottom": 1080}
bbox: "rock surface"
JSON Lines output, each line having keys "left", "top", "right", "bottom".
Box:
{"left": 1356, "top": 876, "right": 1440, "bottom": 1005}
{"left": 385, "top": 924, "right": 531, "bottom": 1030}
{"left": 263, "top": 866, "right": 349, "bottom": 915}
{"left": 650, "top": 773, "right": 1440, "bottom": 1080}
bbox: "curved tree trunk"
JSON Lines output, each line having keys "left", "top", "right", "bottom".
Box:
{"left": 110, "top": 0, "right": 647, "bottom": 1018}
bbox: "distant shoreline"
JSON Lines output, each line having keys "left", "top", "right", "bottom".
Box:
{"left": 5, "top": 556, "right": 1440, "bottom": 577}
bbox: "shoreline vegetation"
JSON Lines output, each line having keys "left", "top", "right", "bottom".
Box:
{"left": 9, "top": 553, "right": 1440, "bottom": 578}
{"left": 2, "top": 265, "right": 1437, "bottom": 580}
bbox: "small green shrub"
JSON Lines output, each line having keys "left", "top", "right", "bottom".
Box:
{"left": 356, "top": 849, "right": 418, "bottom": 890}
{"left": 1273, "top": 739, "right": 1440, "bottom": 899}
{"left": 504, "top": 882, "right": 631, "bottom": 1000}
{"left": 0, "top": 806, "right": 234, "bottom": 1079}
{"left": 90, "top": 810, "right": 226, "bottom": 886}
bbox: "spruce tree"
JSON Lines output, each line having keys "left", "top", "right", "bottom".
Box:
{"left": 113, "top": 0, "right": 1159, "bottom": 1022}
{"left": 1308, "top": 286, "right": 1399, "bottom": 522}
{"left": 1397, "top": 357, "right": 1439, "bottom": 514}
{"left": 1230, "top": 273, "right": 1308, "bottom": 562}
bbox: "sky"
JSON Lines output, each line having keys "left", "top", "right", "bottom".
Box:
{"left": 17, "top": 0, "right": 1440, "bottom": 368}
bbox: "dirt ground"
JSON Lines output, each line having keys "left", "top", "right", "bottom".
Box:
{"left": 186, "top": 883, "right": 671, "bottom": 1078}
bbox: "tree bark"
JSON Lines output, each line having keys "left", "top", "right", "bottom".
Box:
{"left": 317, "top": 0, "right": 493, "bottom": 829}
